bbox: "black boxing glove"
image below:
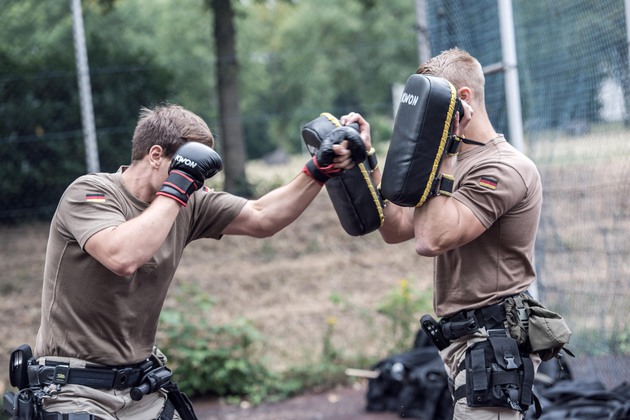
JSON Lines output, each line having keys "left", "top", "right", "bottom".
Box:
{"left": 302, "top": 126, "right": 366, "bottom": 185}
{"left": 156, "top": 142, "right": 223, "bottom": 206}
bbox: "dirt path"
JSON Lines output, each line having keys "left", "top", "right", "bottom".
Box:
{"left": 191, "top": 382, "right": 401, "bottom": 420}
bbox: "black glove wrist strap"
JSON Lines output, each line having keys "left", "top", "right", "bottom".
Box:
{"left": 304, "top": 156, "right": 334, "bottom": 185}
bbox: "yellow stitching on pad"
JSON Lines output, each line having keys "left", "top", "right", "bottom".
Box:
{"left": 358, "top": 162, "right": 385, "bottom": 226}
{"left": 321, "top": 112, "right": 340, "bottom": 127}
{"left": 416, "top": 80, "right": 457, "bottom": 207}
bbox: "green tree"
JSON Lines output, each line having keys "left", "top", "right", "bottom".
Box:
{"left": 237, "top": 0, "right": 417, "bottom": 154}
{"left": 0, "top": 1, "right": 174, "bottom": 222}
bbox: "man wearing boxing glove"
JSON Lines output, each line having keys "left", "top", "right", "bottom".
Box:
{"left": 29, "top": 104, "right": 365, "bottom": 419}
{"left": 342, "top": 48, "right": 545, "bottom": 420}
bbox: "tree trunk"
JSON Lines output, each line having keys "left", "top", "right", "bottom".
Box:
{"left": 210, "top": 0, "right": 251, "bottom": 196}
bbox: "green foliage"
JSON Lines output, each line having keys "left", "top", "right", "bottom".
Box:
{"left": 377, "top": 278, "right": 433, "bottom": 352}
{"left": 513, "top": 0, "right": 620, "bottom": 129}
{"left": 158, "top": 283, "right": 278, "bottom": 401}
{"left": 237, "top": 0, "right": 416, "bottom": 156}
{"left": 158, "top": 281, "right": 408, "bottom": 405}
{"left": 611, "top": 327, "right": 630, "bottom": 355}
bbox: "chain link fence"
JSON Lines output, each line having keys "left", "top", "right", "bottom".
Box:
{"left": 428, "top": 0, "right": 630, "bottom": 386}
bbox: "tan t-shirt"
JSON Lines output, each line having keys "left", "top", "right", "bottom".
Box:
{"left": 35, "top": 168, "right": 247, "bottom": 365}
{"left": 434, "top": 136, "right": 542, "bottom": 317}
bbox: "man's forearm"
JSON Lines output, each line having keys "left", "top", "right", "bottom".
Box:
{"left": 85, "top": 196, "right": 181, "bottom": 276}
{"left": 230, "top": 172, "right": 323, "bottom": 238}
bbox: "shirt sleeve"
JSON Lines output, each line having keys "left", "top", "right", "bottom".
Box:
{"left": 185, "top": 188, "right": 248, "bottom": 242}
{"left": 452, "top": 162, "right": 528, "bottom": 228}
{"left": 55, "top": 175, "right": 127, "bottom": 249}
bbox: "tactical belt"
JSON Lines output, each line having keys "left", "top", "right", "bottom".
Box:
{"left": 447, "top": 302, "right": 504, "bottom": 326}
{"left": 440, "top": 292, "right": 530, "bottom": 341}
{"left": 28, "top": 360, "right": 152, "bottom": 390}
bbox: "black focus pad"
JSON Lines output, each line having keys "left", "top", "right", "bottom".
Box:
{"left": 301, "top": 113, "right": 384, "bottom": 236}
{"left": 302, "top": 114, "right": 341, "bottom": 155}
{"left": 380, "top": 74, "right": 462, "bottom": 207}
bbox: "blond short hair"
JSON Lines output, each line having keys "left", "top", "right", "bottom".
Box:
{"left": 130, "top": 104, "right": 215, "bottom": 161}
{"left": 416, "top": 48, "right": 485, "bottom": 105}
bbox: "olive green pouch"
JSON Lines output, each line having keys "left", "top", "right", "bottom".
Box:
{"left": 504, "top": 293, "right": 573, "bottom": 361}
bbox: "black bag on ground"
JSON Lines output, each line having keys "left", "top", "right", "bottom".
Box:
{"left": 525, "top": 379, "right": 630, "bottom": 420}
{"left": 366, "top": 329, "right": 453, "bottom": 420}
{"left": 397, "top": 356, "right": 453, "bottom": 419}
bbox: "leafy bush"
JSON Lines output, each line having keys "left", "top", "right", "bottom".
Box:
{"left": 158, "top": 279, "right": 432, "bottom": 405}
{"left": 157, "top": 283, "right": 292, "bottom": 402}
{"left": 377, "top": 278, "right": 433, "bottom": 352}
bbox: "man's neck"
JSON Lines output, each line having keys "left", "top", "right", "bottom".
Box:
{"left": 121, "top": 162, "right": 158, "bottom": 203}
{"left": 459, "top": 115, "right": 498, "bottom": 152}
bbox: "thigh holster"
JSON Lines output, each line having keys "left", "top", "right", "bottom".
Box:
{"left": 454, "top": 333, "right": 536, "bottom": 414}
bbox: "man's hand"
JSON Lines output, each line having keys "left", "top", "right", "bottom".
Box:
{"left": 156, "top": 142, "right": 223, "bottom": 206}
{"left": 340, "top": 112, "right": 373, "bottom": 153}
{"left": 453, "top": 99, "right": 473, "bottom": 137}
{"left": 302, "top": 126, "right": 366, "bottom": 185}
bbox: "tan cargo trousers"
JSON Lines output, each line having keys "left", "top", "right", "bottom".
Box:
{"left": 439, "top": 328, "right": 541, "bottom": 420}
{"left": 41, "top": 384, "right": 179, "bottom": 420}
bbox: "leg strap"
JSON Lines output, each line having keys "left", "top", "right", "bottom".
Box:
{"left": 163, "top": 382, "right": 198, "bottom": 420}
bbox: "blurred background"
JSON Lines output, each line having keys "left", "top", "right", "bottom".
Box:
{"left": 1, "top": 0, "right": 629, "bottom": 408}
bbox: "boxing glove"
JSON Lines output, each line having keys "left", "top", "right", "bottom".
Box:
{"left": 303, "top": 126, "right": 366, "bottom": 185}
{"left": 156, "top": 142, "right": 223, "bottom": 206}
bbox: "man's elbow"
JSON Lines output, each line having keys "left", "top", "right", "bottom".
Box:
{"left": 96, "top": 250, "right": 144, "bottom": 277}
{"left": 415, "top": 238, "right": 445, "bottom": 257}
{"left": 107, "top": 258, "right": 141, "bottom": 277}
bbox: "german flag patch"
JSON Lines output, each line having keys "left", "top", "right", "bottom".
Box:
{"left": 85, "top": 193, "right": 106, "bottom": 203}
{"left": 479, "top": 177, "right": 498, "bottom": 190}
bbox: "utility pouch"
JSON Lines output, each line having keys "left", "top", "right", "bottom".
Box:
{"left": 463, "top": 335, "right": 535, "bottom": 413}
{"left": 505, "top": 293, "right": 572, "bottom": 361}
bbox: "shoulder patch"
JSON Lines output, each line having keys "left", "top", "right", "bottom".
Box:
{"left": 85, "top": 193, "right": 106, "bottom": 203}
{"left": 479, "top": 176, "right": 498, "bottom": 190}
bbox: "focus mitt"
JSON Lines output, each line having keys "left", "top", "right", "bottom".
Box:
{"left": 302, "top": 113, "right": 384, "bottom": 236}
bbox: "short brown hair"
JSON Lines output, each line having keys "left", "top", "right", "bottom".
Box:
{"left": 130, "top": 104, "right": 215, "bottom": 161}
{"left": 416, "top": 48, "right": 485, "bottom": 105}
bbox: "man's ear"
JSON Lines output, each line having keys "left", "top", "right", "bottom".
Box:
{"left": 458, "top": 86, "right": 472, "bottom": 103}
{"left": 148, "top": 145, "right": 165, "bottom": 169}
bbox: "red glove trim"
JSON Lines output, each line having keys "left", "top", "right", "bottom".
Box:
{"left": 156, "top": 191, "right": 188, "bottom": 207}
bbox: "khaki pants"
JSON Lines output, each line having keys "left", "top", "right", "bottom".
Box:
{"left": 439, "top": 328, "right": 541, "bottom": 420}
{"left": 37, "top": 349, "right": 180, "bottom": 419}
{"left": 40, "top": 384, "right": 180, "bottom": 420}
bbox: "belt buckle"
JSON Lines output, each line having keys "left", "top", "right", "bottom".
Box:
{"left": 53, "top": 364, "right": 70, "bottom": 385}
